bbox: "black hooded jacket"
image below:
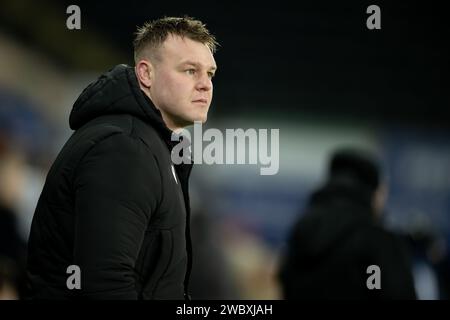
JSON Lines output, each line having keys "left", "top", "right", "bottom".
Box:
{"left": 279, "top": 182, "right": 417, "bottom": 300}
{"left": 26, "top": 64, "right": 193, "bottom": 300}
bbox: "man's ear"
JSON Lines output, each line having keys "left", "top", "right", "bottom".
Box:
{"left": 135, "top": 60, "right": 153, "bottom": 88}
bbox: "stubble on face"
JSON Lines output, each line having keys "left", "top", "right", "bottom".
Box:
{"left": 149, "top": 34, "right": 217, "bottom": 132}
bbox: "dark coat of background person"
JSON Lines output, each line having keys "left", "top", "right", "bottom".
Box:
{"left": 26, "top": 64, "right": 193, "bottom": 299}
{"left": 279, "top": 151, "right": 417, "bottom": 300}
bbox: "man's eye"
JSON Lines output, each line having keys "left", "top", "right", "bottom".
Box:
{"left": 208, "top": 72, "right": 215, "bottom": 79}
{"left": 185, "top": 69, "right": 196, "bottom": 75}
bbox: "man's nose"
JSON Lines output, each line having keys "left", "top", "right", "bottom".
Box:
{"left": 196, "top": 74, "right": 212, "bottom": 91}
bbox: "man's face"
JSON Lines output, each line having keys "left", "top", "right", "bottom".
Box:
{"left": 149, "top": 34, "right": 217, "bottom": 130}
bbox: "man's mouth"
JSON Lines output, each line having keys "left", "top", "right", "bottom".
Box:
{"left": 192, "top": 99, "right": 208, "bottom": 104}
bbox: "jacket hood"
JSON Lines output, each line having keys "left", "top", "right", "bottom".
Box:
{"left": 69, "top": 64, "right": 172, "bottom": 141}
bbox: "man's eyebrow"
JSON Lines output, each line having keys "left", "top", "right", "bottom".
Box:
{"left": 180, "top": 60, "right": 217, "bottom": 71}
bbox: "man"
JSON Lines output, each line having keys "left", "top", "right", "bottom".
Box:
{"left": 26, "top": 16, "right": 218, "bottom": 299}
{"left": 279, "top": 148, "right": 417, "bottom": 299}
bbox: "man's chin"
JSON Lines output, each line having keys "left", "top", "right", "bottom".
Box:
{"left": 192, "top": 114, "right": 208, "bottom": 124}
{"left": 176, "top": 113, "right": 208, "bottom": 128}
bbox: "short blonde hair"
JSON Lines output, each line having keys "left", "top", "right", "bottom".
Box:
{"left": 133, "top": 16, "right": 218, "bottom": 63}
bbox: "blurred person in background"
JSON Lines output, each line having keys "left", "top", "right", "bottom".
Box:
{"left": 0, "top": 135, "right": 27, "bottom": 299}
{"left": 188, "top": 208, "right": 239, "bottom": 299}
{"left": 435, "top": 236, "right": 450, "bottom": 299}
{"left": 26, "top": 16, "right": 218, "bottom": 299}
{"left": 278, "top": 148, "right": 417, "bottom": 299}
{"left": 405, "top": 217, "right": 448, "bottom": 299}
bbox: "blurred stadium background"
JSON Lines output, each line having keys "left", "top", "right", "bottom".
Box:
{"left": 1, "top": 0, "right": 449, "bottom": 299}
